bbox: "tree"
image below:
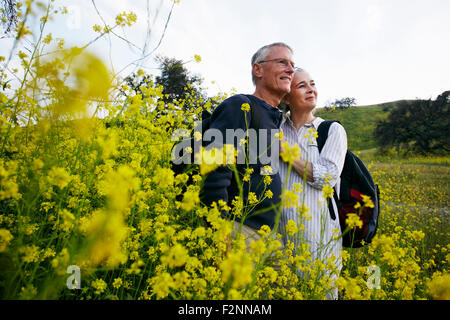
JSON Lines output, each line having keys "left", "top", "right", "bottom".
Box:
{"left": 374, "top": 91, "right": 450, "bottom": 154}
{"left": 154, "top": 56, "right": 204, "bottom": 104}
{"left": 121, "top": 56, "right": 214, "bottom": 125}
{"left": 324, "top": 97, "right": 357, "bottom": 110}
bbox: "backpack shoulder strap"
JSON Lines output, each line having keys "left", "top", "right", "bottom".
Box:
{"left": 317, "top": 120, "right": 340, "bottom": 153}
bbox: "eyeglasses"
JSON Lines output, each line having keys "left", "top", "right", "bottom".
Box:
{"left": 258, "top": 58, "right": 295, "bottom": 69}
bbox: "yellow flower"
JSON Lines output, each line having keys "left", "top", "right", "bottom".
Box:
{"left": 153, "top": 167, "right": 174, "bottom": 190}
{"left": 115, "top": 11, "right": 137, "bottom": 27}
{"left": 32, "top": 159, "right": 44, "bottom": 170}
{"left": 112, "top": 278, "right": 123, "bottom": 289}
{"left": 180, "top": 189, "right": 200, "bottom": 211}
{"left": 361, "top": 194, "right": 374, "bottom": 208}
{"left": 0, "top": 229, "right": 13, "bottom": 252}
{"left": 243, "top": 167, "right": 254, "bottom": 182}
{"left": 195, "top": 148, "right": 220, "bottom": 175}
{"left": 303, "top": 127, "right": 318, "bottom": 143}
{"left": 292, "top": 182, "right": 303, "bottom": 193}
{"left": 150, "top": 272, "right": 175, "bottom": 299}
{"left": 19, "top": 245, "right": 41, "bottom": 263}
{"left": 249, "top": 239, "right": 267, "bottom": 256}
{"left": 263, "top": 175, "right": 272, "bottom": 185}
{"left": 83, "top": 209, "right": 128, "bottom": 268}
{"left": 275, "top": 130, "right": 284, "bottom": 141}
{"left": 241, "top": 103, "right": 250, "bottom": 112}
{"left": 160, "top": 243, "right": 189, "bottom": 268}
{"left": 258, "top": 225, "right": 271, "bottom": 238}
{"left": 220, "top": 250, "right": 253, "bottom": 289}
{"left": 322, "top": 184, "right": 334, "bottom": 199}
{"left": 92, "top": 24, "right": 102, "bottom": 32}
{"left": 285, "top": 220, "right": 298, "bottom": 236}
{"left": 24, "top": 224, "right": 39, "bottom": 236}
{"left": 427, "top": 272, "right": 450, "bottom": 300}
{"left": 42, "top": 248, "right": 56, "bottom": 260}
{"left": 126, "top": 259, "right": 144, "bottom": 275}
{"left": 297, "top": 203, "right": 310, "bottom": 214}
{"left": 336, "top": 276, "right": 362, "bottom": 299}
{"left": 0, "top": 161, "right": 21, "bottom": 200}
{"left": 281, "top": 190, "right": 299, "bottom": 208}
{"left": 195, "top": 145, "right": 235, "bottom": 175}
{"left": 51, "top": 248, "right": 70, "bottom": 275}
{"left": 280, "top": 141, "right": 301, "bottom": 164}
{"left": 228, "top": 289, "right": 242, "bottom": 300}
{"left": 261, "top": 165, "right": 273, "bottom": 175}
{"left": 194, "top": 54, "right": 202, "bottom": 63}
{"left": 264, "top": 190, "right": 273, "bottom": 199}
{"left": 47, "top": 167, "right": 72, "bottom": 189}
{"left": 193, "top": 131, "right": 202, "bottom": 142}
{"left": 411, "top": 230, "right": 425, "bottom": 242}
{"left": 91, "top": 278, "right": 107, "bottom": 295}
{"left": 345, "top": 213, "right": 363, "bottom": 229}
{"left": 248, "top": 192, "right": 258, "bottom": 205}
{"left": 58, "top": 209, "right": 75, "bottom": 232}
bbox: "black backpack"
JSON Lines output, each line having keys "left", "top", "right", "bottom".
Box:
{"left": 317, "top": 120, "right": 380, "bottom": 248}
{"left": 170, "top": 95, "right": 262, "bottom": 200}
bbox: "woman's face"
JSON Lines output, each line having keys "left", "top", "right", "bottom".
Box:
{"left": 285, "top": 70, "right": 318, "bottom": 110}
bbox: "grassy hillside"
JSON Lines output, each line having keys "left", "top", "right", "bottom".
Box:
{"left": 315, "top": 102, "right": 400, "bottom": 151}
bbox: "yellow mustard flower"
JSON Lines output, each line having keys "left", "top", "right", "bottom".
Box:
{"left": 0, "top": 229, "right": 13, "bottom": 252}
{"left": 345, "top": 213, "right": 363, "bottom": 229}
{"left": 427, "top": 272, "right": 450, "bottom": 300}
{"left": 161, "top": 243, "right": 189, "bottom": 268}
{"left": 241, "top": 103, "right": 250, "bottom": 112}
{"left": 91, "top": 278, "right": 107, "bottom": 295}
{"left": 280, "top": 141, "right": 301, "bottom": 164}
{"left": 180, "top": 189, "right": 200, "bottom": 211}
{"left": 322, "top": 184, "right": 334, "bottom": 199}
{"left": 194, "top": 54, "right": 202, "bottom": 63}
{"left": 285, "top": 220, "right": 298, "bottom": 236}
{"left": 281, "top": 190, "right": 299, "bottom": 208}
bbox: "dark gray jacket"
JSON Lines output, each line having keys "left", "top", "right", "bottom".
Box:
{"left": 200, "top": 94, "right": 283, "bottom": 230}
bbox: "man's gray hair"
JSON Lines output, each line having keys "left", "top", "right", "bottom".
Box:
{"left": 251, "top": 42, "right": 294, "bottom": 85}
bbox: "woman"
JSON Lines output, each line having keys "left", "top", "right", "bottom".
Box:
{"left": 278, "top": 68, "right": 347, "bottom": 299}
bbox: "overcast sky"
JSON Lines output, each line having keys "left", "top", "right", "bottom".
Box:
{"left": 3, "top": 0, "right": 450, "bottom": 107}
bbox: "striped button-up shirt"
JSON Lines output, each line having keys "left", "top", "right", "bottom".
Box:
{"left": 279, "top": 115, "right": 347, "bottom": 273}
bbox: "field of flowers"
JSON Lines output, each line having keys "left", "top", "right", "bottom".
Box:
{"left": 0, "top": 1, "right": 448, "bottom": 300}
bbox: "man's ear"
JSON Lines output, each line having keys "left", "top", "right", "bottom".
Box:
{"left": 252, "top": 63, "right": 263, "bottom": 81}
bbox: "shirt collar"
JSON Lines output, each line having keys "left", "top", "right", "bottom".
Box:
{"left": 311, "top": 117, "right": 323, "bottom": 129}
{"left": 282, "top": 112, "right": 323, "bottom": 129}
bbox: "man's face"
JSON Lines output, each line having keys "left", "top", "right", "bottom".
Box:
{"left": 254, "top": 46, "right": 295, "bottom": 95}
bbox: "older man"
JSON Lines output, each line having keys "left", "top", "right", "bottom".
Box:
{"left": 200, "top": 42, "right": 295, "bottom": 243}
